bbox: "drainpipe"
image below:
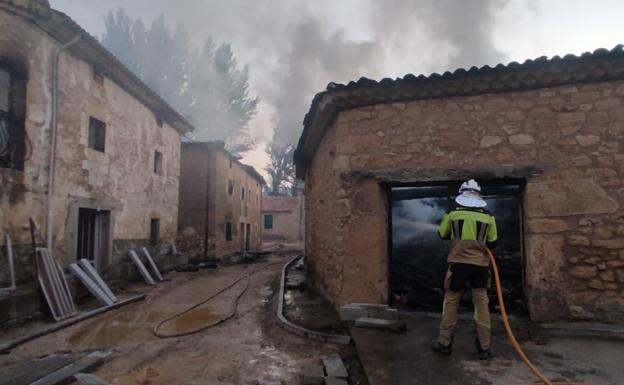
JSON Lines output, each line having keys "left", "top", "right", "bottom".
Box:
{"left": 46, "top": 35, "right": 81, "bottom": 250}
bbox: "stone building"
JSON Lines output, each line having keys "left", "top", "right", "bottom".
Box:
{"left": 261, "top": 194, "right": 304, "bottom": 243}
{"left": 0, "top": 0, "right": 192, "bottom": 322}
{"left": 178, "top": 141, "right": 265, "bottom": 259}
{"left": 294, "top": 46, "right": 624, "bottom": 323}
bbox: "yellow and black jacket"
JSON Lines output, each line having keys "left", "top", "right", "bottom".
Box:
{"left": 438, "top": 206, "right": 498, "bottom": 267}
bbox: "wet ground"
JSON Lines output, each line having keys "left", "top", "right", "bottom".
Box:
{"left": 350, "top": 312, "right": 624, "bottom": 385}
{"left": 0, "top": 251, "right": 351, "bottom": 385}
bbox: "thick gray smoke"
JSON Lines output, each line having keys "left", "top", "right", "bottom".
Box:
{"left": 51, "top": 0, "right": 510, "bottom": 148}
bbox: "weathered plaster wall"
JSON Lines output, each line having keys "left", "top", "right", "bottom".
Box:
{"left": 178, "top": 145, "right": 263, "bottom": 260}
{"left": 261, "top": 210, "right": 302, "bottom": 242}
{"left": 1, "top": 8, "right": 182, "bottom": 290}
{"left": 305, "top": 80, "right": 624, "bottom": 322}
{"left": 209, "top": 150, "right": 263, "bottom": 257}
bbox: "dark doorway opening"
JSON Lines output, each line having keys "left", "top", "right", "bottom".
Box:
{"left": 389, "top": 180, "right": 525, "bottom": 313}
{"left": 77, "top": 208, "right": 111, "bottom": 273}
{"left": 245, "top": 223, "right": 251, "bottom": 251}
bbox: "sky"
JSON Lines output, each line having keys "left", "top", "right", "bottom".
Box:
{"left": 49, "top": 0, "right": 624, "bottom": 175}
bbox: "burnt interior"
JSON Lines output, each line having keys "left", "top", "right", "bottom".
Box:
{"left": 389, "top": 180, "right": 525, "bottom": 313}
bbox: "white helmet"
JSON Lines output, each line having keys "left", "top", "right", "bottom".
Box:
{"left": 456, "top": 179, "right": 486, "bottom": 208}
{"left": 458, "top": 179, "right": 481, "bottom": 193}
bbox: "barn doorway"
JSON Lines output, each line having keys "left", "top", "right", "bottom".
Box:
{"left": 389, "top": 180, "right": 525, "bottom": 313}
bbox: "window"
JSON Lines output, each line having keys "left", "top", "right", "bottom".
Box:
{"left": 264, "top": 215, "right": 273, "bottom": 230}
{"left": 150, "top": 218, "right": 160, "bottom": 246}
{"left": 225, "top": 222, "right": 232, "bottom": 241}
{"left": 0, "top": 62, "right": 26, "bottom": 171}
{"left": 88, "top": 117, "right": 106, "bottom": 152}
{"left": 228, "top": 180, "right": 234, "bottom": 195}
{"left": 229, "top": 158, "right": 232, "bottom": 168}
{"left": 154, "top": 150, "right": 163, "bottom": 175}
{"left": 241, "top": 187, "right": 245, "bottom": 200}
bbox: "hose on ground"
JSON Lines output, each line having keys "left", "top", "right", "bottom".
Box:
{"left": 487, "top": 247, "right": 585, "bottom": 385}
{"left": 153, "top": 262, "right": 281, "bottom": 338}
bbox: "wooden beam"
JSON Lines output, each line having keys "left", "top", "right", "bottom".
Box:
{"left": 340, "top": 164, "right": 547, "bottom": 184}
{"left": 0, "top": 354, "right": 74, "bottom": 385}
{"left": 30, "top": 351, "right": 112, "bottom": 385}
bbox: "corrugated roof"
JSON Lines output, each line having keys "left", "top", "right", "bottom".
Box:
{"left": 262, "top": 196, "right": 298, "bottom": 213}
{"left": 294, "top": 45, "right": 624, "bottom": 178}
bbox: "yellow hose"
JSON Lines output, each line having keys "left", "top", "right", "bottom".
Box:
{"left": 486, "top": 247, "right": 585, "bottom": 385}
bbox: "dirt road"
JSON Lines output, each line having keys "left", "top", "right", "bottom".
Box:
{"left": 0, "top": 253, "right": 346, "bottom": 384}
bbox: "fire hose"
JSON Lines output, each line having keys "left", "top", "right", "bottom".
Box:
{"left": 487, "top": 247, "right": 585, "bottom": 385}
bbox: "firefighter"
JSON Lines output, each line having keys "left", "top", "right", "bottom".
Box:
{"left": 432, "top": 179, "right": 498, "bottom": 360}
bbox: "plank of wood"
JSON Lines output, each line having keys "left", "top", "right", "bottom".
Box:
{"left": 78, "top": 259, "right": 117, "bottom": 303}
{"left": 322, "top": 354, "right": 348, "bottom": 379}
{"left": 30, "top": 351, "right": 112, "bottom": 385}
{"left": 141, "top": 247, "right": 164, "bottom": 282}
{"left": 74, "top": 373, "right": 111, "bottom": 385}
{"left": 128, "top": 250, "right": 155, "bottom": 285}
{"left": 0, "top": 354, "right": 74, "bottom": 385}
{"left": 68, "top": 264, "right": 114, "bottom": 306}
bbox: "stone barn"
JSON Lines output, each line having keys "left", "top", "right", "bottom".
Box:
{"left": 294, "top": 46, "right": 624, "bottom": 323}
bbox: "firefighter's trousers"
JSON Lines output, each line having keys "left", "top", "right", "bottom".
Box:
{"left": 437, "top": 264, "right": 491, "bottom": 350}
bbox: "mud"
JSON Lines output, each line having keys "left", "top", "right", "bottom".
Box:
{"left": 0, "top": 251, "right": 361, "bottom": 385}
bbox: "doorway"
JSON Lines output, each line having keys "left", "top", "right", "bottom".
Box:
{"left": 76, "top": 208, "right": 111, "bottom": 273}
{"left": 389, "top": 181, "right": 524, "bottom": 312}
{"left": 245, "top": 223, "right": 251, "bottom": 251}
{"left": 240, "top": 222, "right": 245, "bottom": 252}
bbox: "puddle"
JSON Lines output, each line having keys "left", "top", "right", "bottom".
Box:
{"left": 112, "top": 366, "right": 160, "bottom": 385}
{"left": 68, "top": 307, "right": 228, "bottom": 347}
{"left": 157, "top": 307, "right": 225, "bottom": 335}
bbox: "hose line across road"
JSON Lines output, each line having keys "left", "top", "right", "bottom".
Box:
{"left": 152, "top": 262, "right": 281, "bottom": 338}
{"left": 486, "top": 247, "right": 587, "bottom": 385}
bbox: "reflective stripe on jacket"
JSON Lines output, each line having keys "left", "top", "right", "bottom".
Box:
{"left": 438, "top": 206, "right": 498, "bottom": 266}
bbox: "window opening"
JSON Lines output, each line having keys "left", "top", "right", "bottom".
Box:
{"left": 154, "top": 150, "right": 163, "bottom": 175}
{"left": 225, "top": 222, "right": 232, "bottom": 241}
{"left": 228, "top": 180, "right": 234, "bottom": 195}
{"left": 0, "top": 63, "right": 26, "bottom": 171}
{"left": 88, "top": 117, "right": 106, "bottom": 152}
{"left": 264, "top": 215, "right": 273, "bottom": 230}
{"left": 150, "top": 218, "right": 160, "bottom": 246}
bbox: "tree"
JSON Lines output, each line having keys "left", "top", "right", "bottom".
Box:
{"left": 101, "top": 8, "right": 258, "bottom": 154}
{"left": 265, "top": 139, "right": 296, "bottom": 196}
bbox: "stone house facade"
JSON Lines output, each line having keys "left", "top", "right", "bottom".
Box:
{"left": 294, "top": 46, "right": 624, "bottom": 323}
{"left": 261, "top": 194, "right": 304, "bottom": 243}
{"left": 178, "top": 141, "right": 265, "bottom": 260}
{"left": 0, "top": 0, "right": 193, "bottom": 323}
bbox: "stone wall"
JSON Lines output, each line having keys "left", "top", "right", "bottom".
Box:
{"left": 178, "top": 144, "right": 263, "bottom": 260}
{"left": 305, "top": 79, "right": 624, "bottom": 323}
{"left": 0, "top": 8, "right": 184, "bottom": 322}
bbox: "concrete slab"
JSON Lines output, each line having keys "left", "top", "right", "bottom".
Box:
{"left": 322, "top": 353, "right": 348, "bottom": 378}
{"left": 324, "top": 377, "right": 348, "bottom": 385}
{"left": 350, "top": 312, "right": 624, "bottom": 385}
{"left": 339, "top": 303, "right": 398, "bottom": 321}
{"left": 355, "top": 317, "right": 406, "bottom": 332}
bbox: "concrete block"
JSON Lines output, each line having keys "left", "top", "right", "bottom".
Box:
{"left": 355, "top": 317, "right": 407, "bottom": 332}
{"left": 324, "top": 378, "right": 348, "bottom": 385}
{"left": 257, "top": 380, "right": 282, "bottom": 385}
{"left": 302, "top": 363, "right": 324, "bottom": 385}
{"left": 339, "top": 303, "right": 398, "bottom": 321}
{"left": 322, "top": 353, "right": 348, "bottom": 378}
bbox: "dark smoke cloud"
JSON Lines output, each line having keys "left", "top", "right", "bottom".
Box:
{"left": 50, "top": 0, "right": 510, "bottom": 149}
